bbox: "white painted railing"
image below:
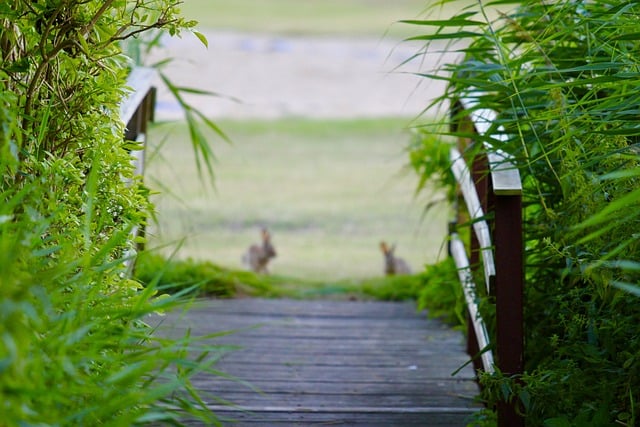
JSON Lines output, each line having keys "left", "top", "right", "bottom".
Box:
{"left": 449, "top": 92, "right": 524, "bottom": 426}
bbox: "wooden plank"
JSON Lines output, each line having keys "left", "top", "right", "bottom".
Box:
{"left": 154, "top": 298, "right": 481, "bottom": 426}
{"left": 164, "top": 325, "right": 463, "bottom": 343}
{"left": 183, "top": 298, "right": 423, "bottom": 317}
{"left": 163, "top": 314, "right": 453, "bottom": 332}
{"left": 195, "top": 364, "right": 474, "bottom": 381}
{"left": 192, "top": 377, "right": 478, "bottom": 395}
{"left": 207, "top": 350, "right": 470, "bottom": 365}
{"left": 186, "top": 408, "right": 478, "bottom": 426}
{"left": 198, "top": 383, "right": 475, "bottom": 406}
{"left": 191, "top": 379, "right": 479, "bottom": 409}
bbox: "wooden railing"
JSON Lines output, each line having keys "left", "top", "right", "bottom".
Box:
{"left": 448, "top": 94, "right": 524, "bottom": 427}
{"left": 121, "top": 66, "right": 156, "bottom": 178}
{"left": 120, "top": 66, "right": 156, "bottom": 271}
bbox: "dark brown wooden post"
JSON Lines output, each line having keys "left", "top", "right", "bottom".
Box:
{"left": 494, "top": 190, "right": 524, "bottom": 427}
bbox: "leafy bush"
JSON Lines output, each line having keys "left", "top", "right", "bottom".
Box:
{"left": 415, "top": 257, "right": 466, "bottom": 328}
{"left": 405, "top": 0, "right": 640, "bottom": 424}
{"left": 358, "top": 274, "right": 423, "bottom": 301}
{"left": 135, "top": 252, "right": 238, "bottom": 297}
{"left": 135, "top": 252, "right": 429, "bottom": 302}
{"left": 0, "top": 1, "right": 225, "bottom": 425}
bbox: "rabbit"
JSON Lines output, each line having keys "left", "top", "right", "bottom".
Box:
{"left": 242, "top": 228, "right": 277, "bottom": 274}
{"left": 380, "top": 241, "right": 412, "bottom": 276}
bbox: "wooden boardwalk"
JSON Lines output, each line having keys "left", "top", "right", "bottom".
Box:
{"left": 158, "top": 298, "right": 481, "bottom": 426}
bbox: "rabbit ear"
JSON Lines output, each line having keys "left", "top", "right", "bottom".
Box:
{"left": 380, "top": 241, "right": 389, "bottom": 253}
{"left": 262, "top": 228, "right": 270, "bottom": 240}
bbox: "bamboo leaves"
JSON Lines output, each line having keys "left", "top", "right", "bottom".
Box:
{"left": 404, "top": 0, "right": 640, "bottom": 423}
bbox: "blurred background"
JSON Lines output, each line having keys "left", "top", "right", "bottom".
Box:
{"left": 145, "top": 0, "right": 455, "bottom": 281}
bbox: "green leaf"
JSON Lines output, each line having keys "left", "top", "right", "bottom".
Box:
{"left": 612, "top": 281, "right": 640, "bottom": 297}
{"left": 612, "top": 32, "right": 640, "bottom": 41}
{"left": 599, "top": 168, "right": 640, "bottom": 181}
{"left": 106, "top": 361, "right": 149, "bottom": 385}
{"left": 544, "top": 417, "right": 572, "bottom": 427}
{"left": 192, "top": 30, "right": 209, "bottom": 48}
{"left": 573, "top": 188, "right": 640, "bottom": 229}
{"left": 405, "top": 31, "right": 483, "bottom": 41}
{"left": 399, "top": 14, "right": 485, "bottom": 27}
{"left": 602, "top": 260, "right": 640, "bottom": 271}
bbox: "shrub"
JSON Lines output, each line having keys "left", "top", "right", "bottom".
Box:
{"left": 415, "top": 257, "right": 466, "bottom": 328}
{"left": 405, "top": 0, "right": 640, "bottom": 424}
{"left": 358, "top": 274, "right": 423, "bottom": 301}
{"left": 0, "top": 1, "right": 224, "bottom": 425}
{"left": 135, "top": 252, "right": 237, "bottom": 297}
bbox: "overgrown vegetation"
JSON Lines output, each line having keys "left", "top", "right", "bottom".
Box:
{"left": 0, "top": 1, "right": 225, "bottom": 425}
{"left": 134, "top": 251, "right": 451, "bottom": 305}
{"left": 406, "top": 0, "right": 640, "bottom": 424}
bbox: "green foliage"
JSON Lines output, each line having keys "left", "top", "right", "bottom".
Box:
{"left": 416, "top": 257, "right": 467, "bottom": 327}
{"left": 0, "top": 221, "right": 222, "bottom": 425}
{"left": 134, "top": 251, "right": 446, "bottom": 305}
{"left": 135, "top": 252, "right": 238, "bottom": 298}
{"left": 408, "top": 126, "right": 457, "bottom": 203}
{"left": 405, "top": 0, "right": 640, "bottom": 424}
{"left": 405, "top": 131, "right": 469, "bottom": 328}
{"left": 359, "top": 274, "right": 423, "bottom": 301}
{"left": 134, "top": 251, "right": 343, "bottom": 300}
{"left": 0, "top": 1, "right": 225, "bottom": 425}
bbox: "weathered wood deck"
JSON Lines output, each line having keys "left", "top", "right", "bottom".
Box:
{"left": 158, "top": 298, "right": 481, "bottom": 426}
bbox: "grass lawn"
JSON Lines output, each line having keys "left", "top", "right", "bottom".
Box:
{"left": 146, "top": 117, "right": 449, "bottom": 282}
{"left": 179, "top": 0, "right": 430, "bottom": 38}
{"left": 178, "top": 0, "right": 507, "bottom": 39}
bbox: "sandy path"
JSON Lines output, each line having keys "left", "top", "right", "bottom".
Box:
{"left": 149, "top": 30, "right": 461, "bottom": 120}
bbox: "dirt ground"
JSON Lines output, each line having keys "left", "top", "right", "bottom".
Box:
{"left": 149, "top": 29, "right": 462, "bottom": 120}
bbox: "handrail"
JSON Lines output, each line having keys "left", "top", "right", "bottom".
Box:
{"left": 120, "top": 66, "right": 157, "bottom": 273}
{"left": 120, "top": 66, "right": 156, "bottom": 181}
{"left": 449, "top": 231, "right": 495, "bottom": 373}
{"left": 450, "top": 147, "right": 495, "bottom": 294}
{"left": 121, "top": 67, "right": 157, "bottom": 128}
{"left": 457, "top": 95, "right": 522, "bottom": 196}
{"left": 449, "top": 94, "right": 524, "bottom": 427}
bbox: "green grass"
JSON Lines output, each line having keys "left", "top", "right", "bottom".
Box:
{"left": 180, "top": 0, "right": 429, "bottom": 37}
{"left": 179, "top": 0, "right": 508, "bottom": 39}
{"left": 135, "top": 251, "right": 427, "bottom": 301}
{"left": 146, "top": 117, "right": 449, "bottom": 282}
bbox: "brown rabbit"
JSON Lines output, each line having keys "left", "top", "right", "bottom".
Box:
{"left": 380, "top": 241, "right": 412, "bottom": 276}
{"left": 243, "top": 228, "right": 277, "bottom": 273}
